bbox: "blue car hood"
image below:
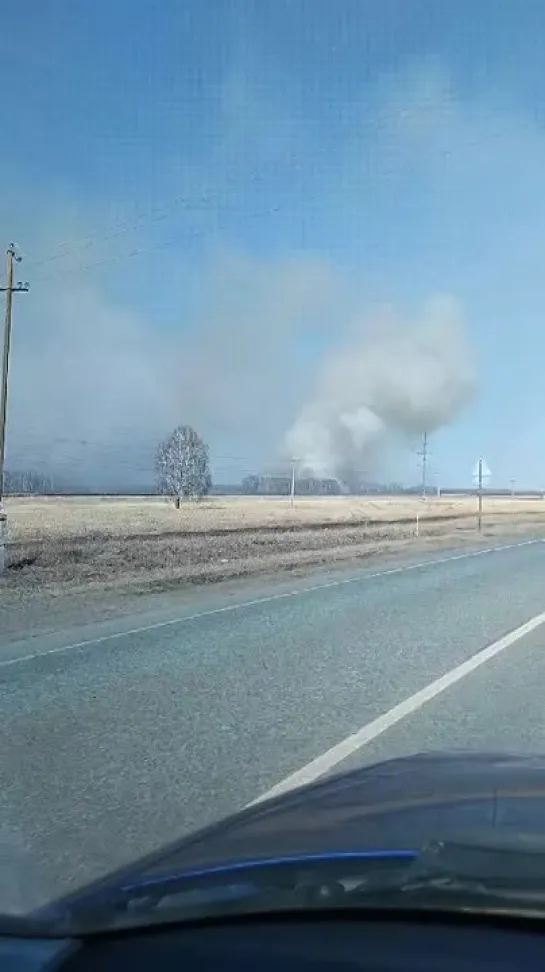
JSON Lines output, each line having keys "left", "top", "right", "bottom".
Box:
{"left": 63, "top": 752, "right": 545, "bottom": 901}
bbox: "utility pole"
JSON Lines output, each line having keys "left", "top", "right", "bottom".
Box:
{"left": 0, "top": 244, "right": 28, "bottom": 571}
{"left": 290, "top": 457, "right": 298, "bottom": 509}
{"left": 418, "top": 431, "right": 428, "bottom": 500}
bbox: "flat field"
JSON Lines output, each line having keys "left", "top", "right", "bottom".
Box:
{"left": 2, "top": 493, "right": 544, "bottom": 596}
{"left": 5, "top": 493, "right": 545, "bottom": 540}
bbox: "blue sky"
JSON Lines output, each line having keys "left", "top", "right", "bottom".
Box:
{"left": 2, "top": 0, "right": 545, "bottom": 487}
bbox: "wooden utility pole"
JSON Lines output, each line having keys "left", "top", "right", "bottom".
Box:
{"left": 0, "top": 245, "right": 28, "bottom": 570}
{"left": 0, "top": 245, "right": 28, "bottom": 503}
{"left": 419, "top": 431, "right": 428, "bottom": 500}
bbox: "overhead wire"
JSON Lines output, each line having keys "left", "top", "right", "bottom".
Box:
{"left": 30, "top": 196, "right": 286, "bottom": 283}
{"left": 27, "top": 188, "right": 229, "bottom": 270}
{"left": 24, "top": 99, "right": 514, "bottom": 279}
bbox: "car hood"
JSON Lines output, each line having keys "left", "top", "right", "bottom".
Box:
{"left": 61, "top": 751, "right": 545, "bottom": 904}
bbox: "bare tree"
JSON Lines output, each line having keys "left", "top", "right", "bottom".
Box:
{"left": 155, "top": 425, "right": 212, "bottom": 508}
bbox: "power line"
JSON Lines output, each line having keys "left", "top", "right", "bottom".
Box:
{"left": 29, "top": 200, "right": 283, "bottom": 282}
{"left": 32, "top": 196, "right": 287, "bottom": 284}
{"left": 27, "top": 158, "right": 306, "bottom": 273}
{"left": 27, "top": 189, "right": 229, "bottom": 270}
{"left": 23, "top": 99, "right": 516, "bottom": 282}
{"left": 32, "top": 228, "right": 199, "bottom": 283}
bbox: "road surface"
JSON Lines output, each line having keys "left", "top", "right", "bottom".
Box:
{"left": 2, "top": 537, "right": 545, "bottom": 907}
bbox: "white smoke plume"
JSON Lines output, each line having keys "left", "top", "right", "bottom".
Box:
{"left": 286, "top": 295, "right": 475, "bottom": 483}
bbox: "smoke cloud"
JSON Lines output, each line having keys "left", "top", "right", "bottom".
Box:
{"left": 4, "top": 247, "right": 335, "bottom": 489}
{"left": 286, "top": 296, "right": 475, "bottom": 483}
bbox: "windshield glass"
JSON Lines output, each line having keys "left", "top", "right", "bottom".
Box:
{"left": 2, "top": 0, "right": 545, "bottom": 932}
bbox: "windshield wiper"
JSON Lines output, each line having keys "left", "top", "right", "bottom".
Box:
{"left": 47, "top": 850, "right": 417, "bottom": 933}
{"left": 45, "top": 837, "right": 545, "bottom": 935}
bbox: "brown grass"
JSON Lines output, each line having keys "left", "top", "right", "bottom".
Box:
{"left": 5, "top": 493, "right": 545, "bottom": 541}
{"left": 2, "top": 494, "right": 545, "bottom": 599}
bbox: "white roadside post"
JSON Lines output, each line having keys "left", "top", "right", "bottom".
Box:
{"left": 0, "top": 505, "right": 6, "bottom": 572}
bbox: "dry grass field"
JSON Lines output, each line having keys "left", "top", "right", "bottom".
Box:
{"left": 5, "top": 493, "right": 545, "bottom": 541}
{"left": 2, "top": 493, "right": 545, "bottom": 597}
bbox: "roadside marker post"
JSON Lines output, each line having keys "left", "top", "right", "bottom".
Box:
{"left": 0, "top": 508, "right": 6, "bottom": 573}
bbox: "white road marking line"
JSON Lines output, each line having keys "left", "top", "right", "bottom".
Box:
{"left": 249, "top": 608, "right": 545, "bottom": 806}
{"left": 0, "top": 538, "right": 542, "bottom": 670}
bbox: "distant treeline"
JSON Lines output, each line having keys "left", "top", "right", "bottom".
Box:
{"left": 240, "top": 475, "right": 410, "bottom": 496}
{"left": 241, "top": 475, "right": 341, "bottom": 495}
{"left": 3, "top": 469, "right": 54, "bottom": 494}
{"left": 4, "top": 468, "right": 544, "bottom": 498}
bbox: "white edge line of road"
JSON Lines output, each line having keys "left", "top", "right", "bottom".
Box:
{"left": 248, "top": 606, "right": 545, "bottom": 806}
{"left": 0, "top": 537, "right": 542, "bottom": 671}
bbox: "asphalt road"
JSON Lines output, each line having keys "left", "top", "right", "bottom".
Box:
{"left": 2, "top": 537, "right": 545, "bottom": 909}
